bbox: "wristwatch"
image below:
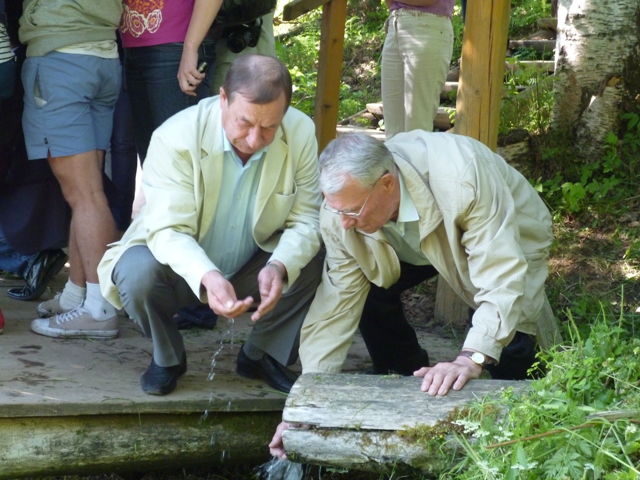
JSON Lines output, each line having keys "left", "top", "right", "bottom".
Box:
{"left": 458, "top": 350, "right": 493, "bottom": 369}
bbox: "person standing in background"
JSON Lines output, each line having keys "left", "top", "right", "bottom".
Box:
{"left": 210, "top": 11, "right": 276, "bottom": 93}
{"left": 20, "top": 0, "right": 123, "bottom": 339}
{"left": 120, "top": 0, "right": 222, "bottom": 163}
{"left": 381, "top": 0, "right": 455, "bottom": 139}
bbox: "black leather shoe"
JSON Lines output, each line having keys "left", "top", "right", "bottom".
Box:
{"left": 140, "top": 352, "right": 187, "bottom": 395}
{"left": 7, "top": 249, "right": 68, "bottom": 301}
{"left": 236, "top": 348, "right": 299, "bottom": 393}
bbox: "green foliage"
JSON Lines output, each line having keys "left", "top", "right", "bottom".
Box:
{"left": 438, "top": 310, "right": 640, "bottom": 480}
{"left": 500, "top": 60, "right": 554, "bottom": 136}
{"left": 534, "top": 108, "right": 640, "bottom": 218}
{"left": 509, "top": 0, "right": 552, "bottom": 38}
{"left": 276, "top": 0, "right": 385, "bottom": 121}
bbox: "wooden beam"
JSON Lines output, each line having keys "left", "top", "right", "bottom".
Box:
{"left": 455, "top": 0, "right": 510, "bottom": 149}
{"left": 313, "top": 0, "right": 347, "bottom": 152}
{"left": 0, "top": 412, "right": 281, "bottom": 479}
{"left": 282, "top": 374, "right": 530, "bottom": 472}
{"left": 283, "top": 0, "right": 331, "bottom": 21}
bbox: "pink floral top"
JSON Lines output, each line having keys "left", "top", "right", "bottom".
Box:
{"left": 120, "top": 0, "right": 196, "bottom": 48}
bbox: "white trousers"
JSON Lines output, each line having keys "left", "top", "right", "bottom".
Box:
{"left": 382, "top": 9, "right": 453, "bottom": 139}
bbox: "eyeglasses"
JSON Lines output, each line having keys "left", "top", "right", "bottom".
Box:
{"left": 323, "top": 173, "right": 385, "bottom": 218}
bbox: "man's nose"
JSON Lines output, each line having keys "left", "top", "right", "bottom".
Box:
{"left": 246, "top": 128, "right": 262, "bottom": 149}
{"left": 341, "top": 215, "right": 356, "bottom": 230}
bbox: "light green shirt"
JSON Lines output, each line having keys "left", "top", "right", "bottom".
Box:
{"left": 200, "top": 130, "right": 266, "bottom": 278}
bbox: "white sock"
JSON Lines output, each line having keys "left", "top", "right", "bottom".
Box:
{"left": 83, "top": 282, "right": 116, "bottom": 321}
{"left": 59, "top": 280, "right": 86, "bottom": 310}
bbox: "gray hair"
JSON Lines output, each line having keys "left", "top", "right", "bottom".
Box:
{"left": 319, "top": 134, "right": 397, "bottom": 194}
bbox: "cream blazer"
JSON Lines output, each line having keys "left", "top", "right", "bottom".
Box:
{"left": 98, "top": 96, "right": 322, "bottom": 309}
{"left": 300, "top": 131, "right": 553, "bottom": 373}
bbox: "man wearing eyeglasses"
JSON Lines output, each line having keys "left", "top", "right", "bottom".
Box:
{"left": 307, "top": 131, "right": 553, "bottom": 394}
{"left": 269, "top": 130, "right": 553, "bottom": 459}
{"left": 98, "top": 55, "right": 322, "bottom": 396}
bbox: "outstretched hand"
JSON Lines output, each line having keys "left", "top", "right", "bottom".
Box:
{"left": 414, "top": 356, "right": 482, "bottom": 396}
{"left": 251, "top": 261, "right": 286, "bottom": 321}
{"left": 201, "top": 270, "right": 253, "bottom": 318}
{"left": 269, "top": 421, "right": 291, "bottom": 459}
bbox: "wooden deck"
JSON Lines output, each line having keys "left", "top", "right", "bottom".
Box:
{"left": 0, "top": 264, "right": 460, "bottom": 478}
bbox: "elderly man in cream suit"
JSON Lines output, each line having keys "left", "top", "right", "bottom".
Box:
{"left": 269, "top": 131, "right": 554, "bottom": 459}
{"left": 98, "top": 55, "right": 322, "bottom": 396}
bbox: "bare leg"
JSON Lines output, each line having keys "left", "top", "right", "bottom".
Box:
{"left": 48, "top": 149, "right": 116, "bottom": 284}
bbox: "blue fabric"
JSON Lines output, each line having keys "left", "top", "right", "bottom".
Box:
{"left": 108, "top": 77, "right": 138, "bottom": 231}
{"left": 21, "top": 51, "right": 121, "bottom": 159}
{"left": 123, "top": 38, "right": 216, "bottom": 162}
{"left": 0, "top": 56, "right": 14, "bottom": 102}
{"left": 0, "top": 225, "right": 34, "bottom": 277}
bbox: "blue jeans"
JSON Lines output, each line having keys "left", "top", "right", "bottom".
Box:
{"left": 124, "top": 40, "right": 216, "bottom": 162}
{"left": 0, "top": 225, "right": 34, "bottom": 277}
{"left": 108, "top": 78, "right": 138, "bottom": 231}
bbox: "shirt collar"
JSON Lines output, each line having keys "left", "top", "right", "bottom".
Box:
{"left": 395, "top": 172, "right": 420, "bottom": 223}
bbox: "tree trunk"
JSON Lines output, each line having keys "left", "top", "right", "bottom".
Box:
{"left": 552, "top": 0, "right": 640, "bottom": 159}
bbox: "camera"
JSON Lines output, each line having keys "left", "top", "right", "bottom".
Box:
{"left": 222, "top": 18, "right": 263, "bottom": 54}
{"left": 209, "top": 0, "right": 276, "bottom": 53}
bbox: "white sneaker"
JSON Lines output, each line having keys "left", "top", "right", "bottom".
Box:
{"left": 31, "top": 306, "right": 119, "bottom": 339}
{"left": 37, "top": 293, "right": 72, "bottom": 318}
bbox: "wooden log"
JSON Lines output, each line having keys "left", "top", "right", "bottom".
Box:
{"left": 314, "top": 0, "right": 347, "bottom": 152}
{"left": 440, "top": 81, "right": 458, "bottom": 101}
{"left": 503, "top": 60, "right": 555, "bottom": 73}
{"left": 283, "top": 0, "right": 331, "bottom": 21}
{"left": 537, "top": 17, "right": 557, "bottom": 32}
{"left": 0, "top": 411, "right": 281, "bottom": 479}
{"left": 365, "top": 103, "right": 453, "bottom": 131}
{"left": 508, "top": 39, "right": 556, "bottom": 54}
{"left": 282, "top": 373, "right": 530, "bottom": 472}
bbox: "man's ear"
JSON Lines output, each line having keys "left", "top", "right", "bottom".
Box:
{"left": 379, "top": 172, "right": 395, "bottom": 192}
{"left": 219, "top": 87, "right": 227, "bottom": 102}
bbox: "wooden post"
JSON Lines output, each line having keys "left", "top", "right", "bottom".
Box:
{"left": 435, "top": 0, "right": 511, "bottom": 331}
{"left": 314, "top": 0, "right": 347, "bottom": 152}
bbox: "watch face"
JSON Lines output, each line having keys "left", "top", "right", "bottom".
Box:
{"left": 470, "top": 352, "right": 486, "bottom": 365}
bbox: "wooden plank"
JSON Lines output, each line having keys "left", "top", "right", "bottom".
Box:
{"left": 0, "top": 411, "right": 281, "bottom": 479}
{"left": 283, "top": 429, "right": 452, "bottom": 473}
{"left": 283, "top": 0, "right": 331, "bottom": 21}
{"left": 314, "top": 0, "right": 347, "bottom": 152}
{"left": 281, "top": 374, "right": 530, "bottom": 472}
{"left": 504, "top": 60, "right": 555, "bottom": 73}
{"left": 508, "top": 39, "right": 556, "bottom": 54}
{"left": 434, "top": 276, "right": 470, "bottom": 330}
{"left": 283, "top": 374, "right": 530, "bottom": 430}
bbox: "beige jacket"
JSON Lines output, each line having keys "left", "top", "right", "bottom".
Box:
{"left": 300, "top": 131, "right": 553, "bottom": 373}
{"left": 98, "top": 96, "right": 322, "bottom": 309}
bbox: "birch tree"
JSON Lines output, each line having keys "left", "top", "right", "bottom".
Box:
{"left": 553, "top": 0, "right": 640, "bottom": 159}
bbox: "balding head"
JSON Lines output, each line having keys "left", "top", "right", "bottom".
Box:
{"left": 221, "top": 55, "right": 292, "bottom": 112}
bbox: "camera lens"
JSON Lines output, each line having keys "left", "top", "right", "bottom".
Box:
{"left": 226, "top": 28, "right": 253, "bottom": 53}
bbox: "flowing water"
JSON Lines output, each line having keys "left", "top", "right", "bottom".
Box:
{"left": 255, "top": 457, "right": 304, "bottom": 480}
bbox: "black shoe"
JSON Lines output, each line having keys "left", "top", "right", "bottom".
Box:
{"left": 236, "top": 348, "right": 299, "bottom": 393}
{"left": 140, "top": 352, "right": 187, "bottom": 395}
{"left": 7, "top": 249, "right": 68, "bottom": 301}
{"left": 174, "top": 304, "right": 218, "bottom": 330}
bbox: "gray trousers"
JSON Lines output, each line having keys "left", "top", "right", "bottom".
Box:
{"left": 112, "top": 245, "right": 323, "bottom": 367}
